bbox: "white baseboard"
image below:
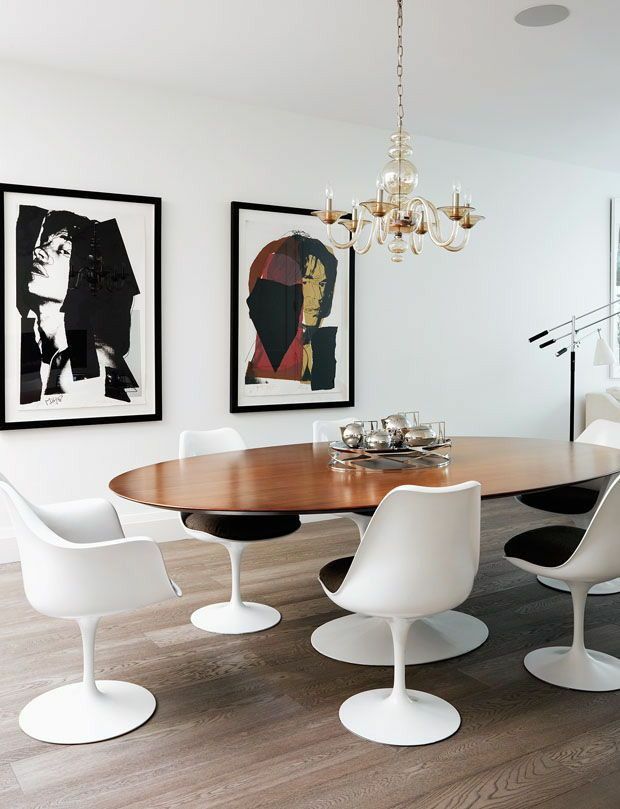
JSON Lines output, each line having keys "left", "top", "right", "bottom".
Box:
{"left": 0, "top": 511, "right": 333, "bottom": 565}
{"left": 0, "top": 528, "right": 18, "bottom": 564}
{"left": 121, "top": 511, "right": 184, "bottom": 542}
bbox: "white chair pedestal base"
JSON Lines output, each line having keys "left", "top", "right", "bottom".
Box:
{"left": 190, "top": 541, "right": 280, "bottom": 634}
{"left": 524, "top": 582, "right": 620, "bottom": 691}
{"left": 191, "top": 601, "right": 281, "bottom": 634}
{"left": 311, "top": 610, "right": 488, "bottom": 665}
{"left": 524, "top": 647, "right": 620, "bottom": 691}
{"left": 537, "top": 575, "right": 620, "bottom": 595}
{"left": 339, "top": 618, "right": 461, "bottom": 745}
{"left": 340, "top": 687, "right": 461, "bottom": 746}
{"left": 19, "top": 681, "right": 156, "bottom": 744}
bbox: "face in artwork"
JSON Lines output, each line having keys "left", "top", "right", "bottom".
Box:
{"left": 28, "top": 221, "right": 73, "bottom": 304}
{"left": 302, "top": 254, "right": 328, "bottom": 326}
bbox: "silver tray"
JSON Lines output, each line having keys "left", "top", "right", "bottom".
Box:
{"left": 328, "top": 439, "right": 452, "bottom": 472}
{"left": 329, "top": 439, "right": 451, "bottom": 455}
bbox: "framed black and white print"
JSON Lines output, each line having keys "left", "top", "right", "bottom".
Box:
{"left": 0, "top": 183, "right": 161, "bottom": 429}
{"left": 231, "top": 202, "right": 354, "bottom": 413}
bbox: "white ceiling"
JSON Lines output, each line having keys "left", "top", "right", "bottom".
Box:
{"left": 2, "top": 0, "right": 619, "bottom": 171}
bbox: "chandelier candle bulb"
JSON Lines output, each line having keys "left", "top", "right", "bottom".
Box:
{"left": 325, "top": 184, "right": 333, "bottom": 212}
{"left": 452, "top": 181, "right": 461, "bottom": 208}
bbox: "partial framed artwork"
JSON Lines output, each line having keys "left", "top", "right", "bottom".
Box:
{"left": 611, "top": 198, "right": 620, "bottom": 379}
{"left": 230, "top": 201, "right": 355, "bottom": 413}
{"left": 0, "top": 183, "right": 161, "bottom": 429}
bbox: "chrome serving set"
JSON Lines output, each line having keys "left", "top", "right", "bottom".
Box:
{"left": 329, "top": 412, "right": 452, "bottom": 472}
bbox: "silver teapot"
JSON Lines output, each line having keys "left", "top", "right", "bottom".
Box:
{"left": 366, "top": 428, "right": 391, "bottom": 451}
{"left": 341, "top": 421, "right": 365, "bottom": 449}
{"left": 381, "top": 413, "right": 410, "bottom": 447}
{"left": 403, "top": 423, "right": 437, "bottom": 447}
{"left": 382, "top": 413, "right": 410, "bottom": 432}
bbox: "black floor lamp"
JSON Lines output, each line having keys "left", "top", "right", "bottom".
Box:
{"left": 529, "top": 299, "right": 619, "bottom": 441}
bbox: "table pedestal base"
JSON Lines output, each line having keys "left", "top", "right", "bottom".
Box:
{"left": 311, "top": 611, "right": 489, "bottom": 666}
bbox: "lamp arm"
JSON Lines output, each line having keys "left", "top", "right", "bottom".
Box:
{"left": 539, "top": 309, "right": 619, "bottom": 349}
{"left": 529, "top": 297, "right": 620, "bottom": 343}
{"left": 575, "top": 309, "right": 619, "bottom": 335}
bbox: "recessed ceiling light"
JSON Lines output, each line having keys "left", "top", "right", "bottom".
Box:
{"left": 515, "top": 4, "right": 570, "bottom": 27}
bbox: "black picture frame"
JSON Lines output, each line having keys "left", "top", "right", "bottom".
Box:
{"left": 230, "top": 201, "right": 355, "bottom": 413}
{"left": 0, "top": 182, "right": 162, "bottom": 430}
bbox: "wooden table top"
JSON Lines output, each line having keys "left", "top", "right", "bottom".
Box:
{"left": 109, "top": 436, "right": 620, "bottom": 515}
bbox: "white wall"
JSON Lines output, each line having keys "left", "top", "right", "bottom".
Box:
{"left": 0, "top": 62, "right": 618, "bottom": 554}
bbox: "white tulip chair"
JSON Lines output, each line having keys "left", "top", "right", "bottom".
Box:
{"left": 0, "top": 476, "right": 181, "bottom": 744}
{"left": 311, "top": 419, "right": 488, "bottom": 667}
{"left": 517, "top": 419, "right": 620, "bottom": 594}
{"left": 179, "top": 428, "right": 300, "bottom": 634}
{"left": 319, "top": 481, "right": 481, "bottom": 745}
{"left": 505, "top": 473, "right": 620, "bottom": 691}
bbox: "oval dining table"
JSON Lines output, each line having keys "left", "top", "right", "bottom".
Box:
{"left": 109, "top": 436, "right": 620, "bottom": 666}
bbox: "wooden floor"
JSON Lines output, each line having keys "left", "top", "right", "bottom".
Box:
{"left": 1, "top": 498, "right": 619, "bottom": 809}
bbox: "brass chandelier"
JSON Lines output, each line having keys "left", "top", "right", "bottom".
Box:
{"left": 312, "top": 0, "right": 484, "bottom": 262}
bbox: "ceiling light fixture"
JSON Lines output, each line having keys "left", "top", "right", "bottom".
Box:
{"left": 515, "top": 5, "right": 570, "bottom": 27}
{"left": 311, "top": 0, "right": 484, "bottom": 262}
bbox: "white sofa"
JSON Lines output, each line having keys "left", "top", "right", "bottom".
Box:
{"left": 586, "top": 389, "right": 620, "bottom": 426}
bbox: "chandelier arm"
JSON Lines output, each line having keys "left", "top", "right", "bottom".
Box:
{"left": 442, "top": 228, "right": 470, "bottom": 252}
{"left": 353, "top": 215, "right": 369, "bottom": 241}
{"left": 377, "top": 214, "right": 390, "bottom": 245}
{"left": 428, "top": 218, "right": 458, "bottom": 248}
{"left": 325, "top": 223, "right": 359, "bottom": 250}
{"left": 408, "top": 198, "right": 459, "bottom": 248}
{"left": 325, "top": 208, "right": 373, "bottom": 249}
{"left": 352, "top": 217, "right": 381, "bottom": 255}
{"left": 408, "top": 230, "right": 424, "bottom": 255}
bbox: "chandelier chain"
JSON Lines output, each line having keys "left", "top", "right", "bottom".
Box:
{"left": 396, "top": 0, "right": 404, "bottom": 132}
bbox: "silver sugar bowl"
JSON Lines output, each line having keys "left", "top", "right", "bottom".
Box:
{"left": 366, "top": 428, "right": 391, "bottom": 451}
{"left": 381, "top": 413, "right": 410, "bottom": 448}
{"left": 341, "top": 421, "right": 365, "bottom": 448}
{"left": 403, "top": 423, "right": 437, "bottom": 447}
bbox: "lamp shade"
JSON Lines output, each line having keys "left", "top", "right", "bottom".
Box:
{"left": 593, "top": 334, "right": 616, "bottom": 366}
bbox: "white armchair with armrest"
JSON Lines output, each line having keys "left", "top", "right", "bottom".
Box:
{"left": 0, "top": 475, "right": 181, "bottom": 744}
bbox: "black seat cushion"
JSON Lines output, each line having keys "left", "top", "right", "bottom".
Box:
{"left": 319, "top": 555, "right": 354, "bottom": 593}
{"left": 504, "top": 525, "right": 585, "bottom": 568}
{"left": 517, "top": 486, "right": 598, "bottom": 515}
{"left": 352, "top": 508, "right": 375, "bottom": 516}
{"left": 182, "top": 512, "right": 300, "bottom": 541}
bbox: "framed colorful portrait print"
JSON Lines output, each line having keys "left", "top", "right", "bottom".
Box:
{"left": 0, "top": 183, "right": 161, "bottom": 429}
{"left": 230, "top": 201, "right": 355, "bottom": 412}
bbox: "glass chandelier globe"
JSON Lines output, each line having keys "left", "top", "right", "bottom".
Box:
{"left": 381, "top": 129, "right": 418, "bottom": 200}
{"left": 388, "top": 233, "right": 408, "bottom": 262}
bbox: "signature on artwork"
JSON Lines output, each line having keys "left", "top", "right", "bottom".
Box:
{"left": 44, "top": 395, "right": 64, "bottom": 407}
